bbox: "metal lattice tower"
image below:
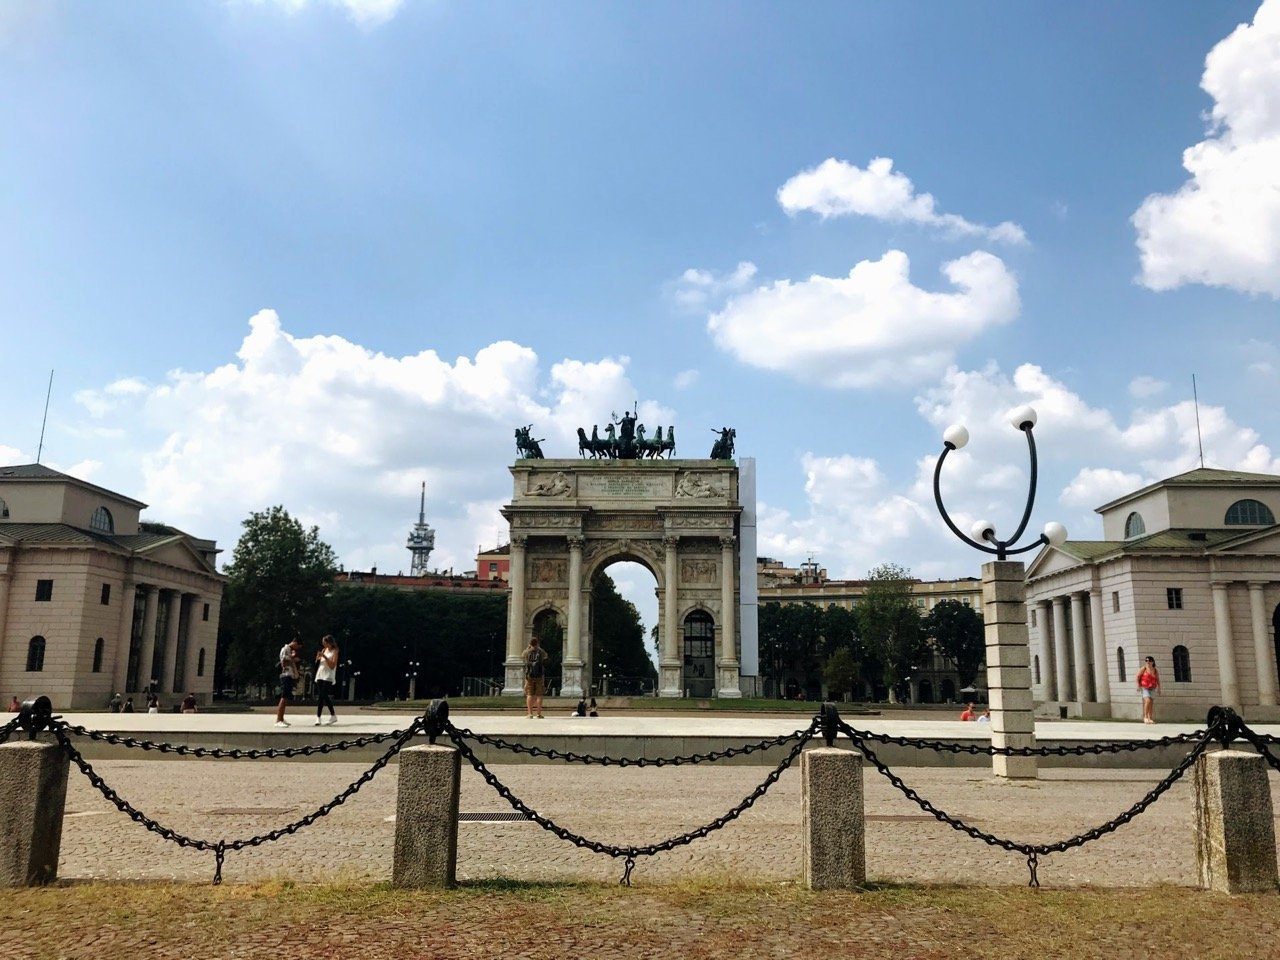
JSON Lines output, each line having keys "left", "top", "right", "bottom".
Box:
{"left": 407, "top": 481, "right": 436, "bottom": 576}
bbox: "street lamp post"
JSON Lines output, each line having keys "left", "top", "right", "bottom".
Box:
{"left": 931, "top": 405, "right": 1067, "bottom": 781}
{"left": 406, "top": 660, "right": 420, "bottom": 701}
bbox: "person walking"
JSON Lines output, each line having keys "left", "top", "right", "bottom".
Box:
{"left": 275, "top": 638, "right": 301, "bottom": 727}
{"left": 522, "top": 635, "right": 549, "bottom": 719}
{"left": 1137, "top": 656, "right": 1161, "bottom": 724}
{"left": 314, "top": 635, "right": 339, "bottom": 726}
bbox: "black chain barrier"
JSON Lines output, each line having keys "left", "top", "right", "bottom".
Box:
{"left": 837, "top": 715, "right": 1221, "bottom": 888}
{"left": 446, "top": 719, "right": 820, "bottom": 885}
{"left": 50, "top": 716, "right": 424, "bottom": 883}
{"left": 9, "top": 693, "right": 1270, "bottom": 890}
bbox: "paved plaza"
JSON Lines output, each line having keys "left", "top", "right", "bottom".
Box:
{"left": 55, "top": 752, "right": 1280, "bottom": 888}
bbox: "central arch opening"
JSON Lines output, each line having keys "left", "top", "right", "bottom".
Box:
{"left": 590, "top": 560, "right": 659, "bottom": 696}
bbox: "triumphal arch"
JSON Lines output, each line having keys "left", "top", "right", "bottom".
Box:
{"left": 501, "top": 417, "right": 742, "bottom": 699}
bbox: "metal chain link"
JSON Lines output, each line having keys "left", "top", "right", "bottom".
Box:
{"left": 839, "top": 719, "right": 1216, "bottom": 887}
{"left": 0, "top": 716, "right": 21, "bottom": 745}
{"left": 446, "top": 718, "right": 819, "bottom": 885}
{"left": 51, "top": 718, "right": 422, "bottom": 883}
{"left": 58, "top": 722, "right": 417, "bottom": 759}
{"left": 451, "top": 726, "right": 811, "bottom": 766}
{"left": 838, "top": 724, "right": 1206, "bottom": 757}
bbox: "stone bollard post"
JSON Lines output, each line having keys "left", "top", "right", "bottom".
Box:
{"left": 801, "top": 747, "right": 865, "bottom": 889}
{"left": 392, "top": 744, "right": 461, "bottom": 888}
{"left": 981, "top": 560, "right": 1038, "bottom": 780}
{"left": 0, "top": 741, "right": 70, "bottom": 887}
{"left": 1194, "top": 749, "right": 1278, "bottom": 894}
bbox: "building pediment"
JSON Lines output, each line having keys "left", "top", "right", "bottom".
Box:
{"left": 1208, "top": 524, "right": 1280, "bottom": 556}
{"left": 132, "top": 536, "right": 219, "bottom": 576}
{"left": 1026, "top": 545, "right": 1091, "bottom": 580}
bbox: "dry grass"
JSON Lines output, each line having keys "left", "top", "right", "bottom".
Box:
{"left": 4, "top": 879, "right": 1279, "bottom": 960}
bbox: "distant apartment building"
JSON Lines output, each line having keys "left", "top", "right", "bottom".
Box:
{"left": 0, "top": 464, "right": 224, "bottom": 709}
{"left": 756, "top": 556, "right": 983, "bottom": 703}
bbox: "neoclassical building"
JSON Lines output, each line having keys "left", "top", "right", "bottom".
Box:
{"left": 1026, "top": 468, "right": 1280, "bottom": 721}
{"left": 0, "top": 464, "right": 224, "bottom": 709}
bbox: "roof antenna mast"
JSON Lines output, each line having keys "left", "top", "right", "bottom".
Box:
{"left": 1192, "top": 374, "right": 1205, "bottom": 469}
{"left": 36, "top": 369, "right": 54, "bottom": 464}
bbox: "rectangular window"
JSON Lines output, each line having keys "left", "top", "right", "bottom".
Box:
{"left": 101, "top": 583, "right": 111, "bottom": 605}
{"left": 35, "top": 579, "right": 53, "bottom": 602}
{"left": 1030, "top": 608, "right": 1037, "bottom": 627}
{"left": 1166, "top": 587, "right": 1183, "bottom": 610}
{"left": 1112, "top": 591, "right": 1120, "bottom": 613}
{"left": 202, "top": 603, "right": 210, "bottom": 622}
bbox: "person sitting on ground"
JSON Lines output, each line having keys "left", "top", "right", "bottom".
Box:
{"left": 181, "top": 693, "right": 198, "bottom": 714}
{"left": 959, "top": 702, "right": 976, "bottom": 721}
{"left": 976, "top": 707, "right": 991, "bottom": 723}
{"left": 571, "top": 697, "right": 587, "bottom": 718}
{"left": 122, "top": 696, "right": 134, "bottom": 713}
{"left": 146, "top": 692, "right": 159, "bottom": 714}
{"left": 588, "top": 697, "right": 599, "bottom": 718}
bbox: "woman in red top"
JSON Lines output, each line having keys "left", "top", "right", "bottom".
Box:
{"left": 1136, "top": 656, "right": 1160, "bottom": 724}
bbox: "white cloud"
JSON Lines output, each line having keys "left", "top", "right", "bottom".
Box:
{"left": 1128, "top": 375, "right": 1169, "bottom": 399}
{"left": 707, "top": 249, "right": 1019, "bottom": 388}
{"left": 668, "top": 261, "right": 757, "bottom": 312}
{"left": 673, "top": 369, "right": 699, "bottom": 390}
{"left": 70, "top": 309, "right": 670, "bottom": 573}
{"left": 1059, "top": 468, "right": 1148, "bottom": 509}
{"left": 245, "top": 0, "right": 405, "bottom": 27}
{"left": 1133, "top": 0, "right": 1280, "bottom": 295}
{"left": 778, "top": 157, "right": 1027, "bottom": 245}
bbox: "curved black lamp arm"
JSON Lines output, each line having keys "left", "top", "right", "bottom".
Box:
{"left": 933, "top": 425, "right": 1047, "bottom": 562}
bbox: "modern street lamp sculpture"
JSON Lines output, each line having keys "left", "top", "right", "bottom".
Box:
{"left": 931, "top": 404, "right": 1066, "bottom": 780}
{"left": 932, "top": 404, "right": 1067, "bottom": 559}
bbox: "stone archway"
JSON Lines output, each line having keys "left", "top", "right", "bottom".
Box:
{"left": 501, "top": 458, "right": 743, "bottom": 698}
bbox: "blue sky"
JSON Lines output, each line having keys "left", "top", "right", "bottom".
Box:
{"left": 3, "top": 1, "right": 1280, "bottom": 626}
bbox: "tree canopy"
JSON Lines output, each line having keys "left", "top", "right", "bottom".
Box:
{"left": 591, "top": 571, "right": 658, "bottom": 688}
{"left": 856, "top": 562, "right": 926, "bottom": 700}
{"left": 218, "top": 506, "right": 339, "bottom": 688}
{"left": 924, "top": 599, "right": 985, "bottom": 688}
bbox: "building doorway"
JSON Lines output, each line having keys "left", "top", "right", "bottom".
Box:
{"left": 683, "top": 610, "right": 715, "bottom": 698}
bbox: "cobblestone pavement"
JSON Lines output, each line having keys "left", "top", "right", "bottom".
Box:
{"left": 56, "top": 757, "right": 1280, "bottom": 888}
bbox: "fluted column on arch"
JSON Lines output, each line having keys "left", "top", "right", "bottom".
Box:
{"left": 659, "top": 535, "right": 682, "bottom": 697}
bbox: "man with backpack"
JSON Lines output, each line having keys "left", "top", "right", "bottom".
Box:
{"left": 522, "top": 634, "right": 548, "bottom": 719}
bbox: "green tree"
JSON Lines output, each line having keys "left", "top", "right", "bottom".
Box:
{"left": 590, "top": 571, "right": 657, "bottom": 687}
{"left": 856, "top": 563, "right": 926, "bottom": 701}
{"left": 218, "top": 506, "right": 339, "bottom": 689}
{"left": 924, "top": 599, "right": 985, "bottom": 688}
{"left": 822, "top": 646, "right": 860, "bottom": 701}
{"left": 759, "top": 601, "right": 825, "bottom": 698}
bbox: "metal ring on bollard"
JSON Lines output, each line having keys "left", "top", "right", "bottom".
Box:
{"left": 1206, "top": 705, "right": 1243, "bottom": 751}
{"left": 18, "top": 696, "right": 53, "bottom": 741}
{"left": 424, "top": 698, "right": 450, "bottom": 745}
{"left": 820, "top": 701, "right": 840, "bottom": 747}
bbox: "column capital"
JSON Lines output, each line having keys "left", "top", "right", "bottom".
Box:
{"left": 662, "top": 535, "right": 680, "bottom": 549}
{"left": 1247, "top": 581, "right": 1268, "bottom": 593}
{"left": 510, "top": 534, "right": 528, "bottom": 549}
{"left": 566, "top": 534, "right": 585, "bottom": 549}
{"left": 719, "top": 535, "right": 736, "bottom": 550}
{"left": 1051, "top": 594, "right": 1066, "bottom": 607}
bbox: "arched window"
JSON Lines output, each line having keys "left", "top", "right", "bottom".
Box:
{"left": 1224, "top": 499, "right": 1276, "bottom": 526}
{"left": 92, "top": 637, "right": 105, "bottom": 673}
{"left": 1172, "top": 645, "right": 1191, "bottom": 683}
{"left": 90, "top": 506, "right": 114, "bottom": 534}
{"left": 0, "top": 496, "right": 9, "bottom": 519}
{"left": 1033, "top": 655, "right": 1041, "bottom": 685}
{"left": 1124, "top": 512, "right": 1146, "bottom": 538}
{"left": 197, "top": 648, "right": 206, "bottom": 678}
{"left": 1116, "top": 647, "right": 1126, "bottom": 683}
{"left": 26, "top": 636, "right": 46, "bottom": 672}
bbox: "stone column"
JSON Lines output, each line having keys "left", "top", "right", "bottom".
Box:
{"left": 181, "top": 594, "right": 203, "bottom": 693}
{"left": 562, "top": 536, "right": 585, "bottom": 698}
{"left": 801, "top": 747, "right": 865, "bottom": 889}
{"left": 1069, "top": 592, "right": 1091, "bottom": 703}
{"left": 111, "top": 580, "right": 137, "bottom": 695}
{"left": 0, "top": 570, "right": 11, "bottom": 675}
{"left": 1194, "top": 750, "right": 1278, "bottom": 894}
{"left": 717, "top": 535, "right": 741, "bottom": 698}
{"left": 1037, "top": 600, "right": 1057, "bottom": 701}
{"left": 1211, "top": 582, "right": 1241, "bottom": 710}
{"left": 502, "top": 536, "right": 528, "bottom": 696}
{"left": 1088, "top": 588, "right": 1110, "bottom": 707}
{"left": 135, "top": 586, "right": 160, "bottom": 693}
{"left": 392, "top": 744, "right": 461, "bottom": 888}
{"left": 660, "top": 536, "right": 682, "bottom": 697}
{"left": 160, "top": 590, "right": 182, "bottom": 694}
{"left": 0, "top": 742, "right": 69, "bottom": 887}
{"left": 982, "top": 561, "right": 1037, "bottom": 779}
{"left": 1248, "top": 583, "right": 1278, "bottom": 707}
{"left": 1051, "top": 596, "right": 1070, "bottom": 703}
